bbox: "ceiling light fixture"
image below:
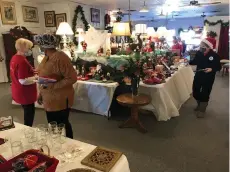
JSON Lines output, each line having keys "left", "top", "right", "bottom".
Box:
{"left": 140, "top": 1, "right": 149, "bottom": 12}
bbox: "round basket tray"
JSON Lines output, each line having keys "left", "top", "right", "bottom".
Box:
{"left": 67, "top": 168, "right": 96, "bottom": 172}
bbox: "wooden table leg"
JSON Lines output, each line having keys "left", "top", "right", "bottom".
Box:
{"left": 119, "top": 106, "right": 147, "bottom": 133}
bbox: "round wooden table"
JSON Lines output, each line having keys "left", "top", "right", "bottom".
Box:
{"left": 116, "top": 93, "right": 151, "bottom": 133}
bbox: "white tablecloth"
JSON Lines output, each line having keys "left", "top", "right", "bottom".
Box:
{"left": 12, "top": 67, "right": 193, "bottom": 121}
{"left": 139, "top": 66, "right": 194, "bottom": 121}
{"left": 72, "top": 81, "right": 118, "bottom": 116}
{"left": 13, "top": 81, "right": 118, "bottom": 116}
{"left": 0, "top": 122, "right": 130, "bottom": 172}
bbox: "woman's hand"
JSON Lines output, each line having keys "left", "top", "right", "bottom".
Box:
{"left": 204, "top": 68, "right": 212, "bottom": 73}
{"left": 37, "top": 94, "right": 43, "bottom": 105}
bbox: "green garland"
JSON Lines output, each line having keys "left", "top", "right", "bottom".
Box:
{"left": 204, "top": 19, "right": 229, "bottom": 27}
{"left": 72, "top": 5, "right": 90, "bottom": 46}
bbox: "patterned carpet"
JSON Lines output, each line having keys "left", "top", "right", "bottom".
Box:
{"left": 0, "top": 73, "right": 228, "bottom": 172}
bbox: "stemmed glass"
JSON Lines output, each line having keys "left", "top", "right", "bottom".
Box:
{"left": 49, "top": 121, "right": 61, "bottom": 151}
{"left": 57, "top": 123, "right": 66, "bottom": 144}
{"left": 36, "top": 124, "right": 47, "bottom": 139}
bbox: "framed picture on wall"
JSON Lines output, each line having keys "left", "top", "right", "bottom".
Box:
{"left": 55, "top": 13, "right": 67, "bottom": 28}
{"left": 44, "top": 11, "right": 56, "bottom": 27}
{"left": 0, "top": 1, "right": 17, "bottom": 25}
{"left": 22, "top": 6, "right": 39, "bottom": 22}
{"left": 90, "top": 8, "right": 100, "bottom": 23}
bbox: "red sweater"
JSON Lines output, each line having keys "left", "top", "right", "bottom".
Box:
{"left": 172, "top": 43, "right": 183, "bottom": 55}
{"left": 10, "top": 55, "right": 37, "bottom": 105}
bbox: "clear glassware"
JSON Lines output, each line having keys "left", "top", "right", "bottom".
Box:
{"left": 50, "top": 134, "right": 62, "bottom": 151}
{"left": 24, "top": 128, "right": 35, "bottom": 139}
{"left": 11, "top": 141, "right": 23, "bottom": 156}
{"left": 64, "top": 147, "right": 74, "bottom": 162}
{"left": 36, "top": 124, "right": 49, "bottom": 140}
{"left": 36, "top": 138, "right": 47, "bottom": 149}
{"left": 48, "top": 121, "right": 57, "bottom": 135}
{"left": 57, "top": 123, "right": 66, "bottom": 144}
{"left": 28, "top": 136, "right": 37, "bottom": 149}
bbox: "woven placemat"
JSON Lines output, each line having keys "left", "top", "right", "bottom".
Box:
{"left": 67, "top": 168, "right": 96, "bottom": 172}
{"left": 81, "top": 147, "right": 122, "bottom": 172}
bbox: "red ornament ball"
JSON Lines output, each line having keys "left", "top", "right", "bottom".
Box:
{"left": 24, "top": 154, "right": 38, "bottom": 169}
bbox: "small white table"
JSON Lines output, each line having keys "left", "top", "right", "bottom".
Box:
{"left": 139, "top": 66, "right": 194, "bottom": 121}
{"left": 72, "top": 81, "right": 118, "bottom": 116}
{"left": 0, "top": 122, "right": 131, "bottom": 172}
{"left": 12, "top": 81, "right": 118, "bottom": 116}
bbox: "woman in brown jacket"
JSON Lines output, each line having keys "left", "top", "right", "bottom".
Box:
{"left": 34, "top": 34, "right": 77, "bottom": 138}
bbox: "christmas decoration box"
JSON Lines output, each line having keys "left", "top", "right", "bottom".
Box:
{"left": 0, "top": 149, "right": 59, "bottom": 172}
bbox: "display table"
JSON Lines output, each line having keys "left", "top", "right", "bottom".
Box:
{"left": 12, "top": 81, "right": 118, "bottom": 116}
{"left": 0, "top": 122, "right": 130, "bottom": 172}
{"left": 73, "top": 81, "right": 118, "bottom": 116}
{"left": 11, "top": 67, "right": 193, "bottom": 121}
{"left": 139, "top": 66, "right": 194, "bottom": 121}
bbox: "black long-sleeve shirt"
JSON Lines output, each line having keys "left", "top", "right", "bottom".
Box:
{"left": 189, "top": 50, "right": 221, "bottom": 73}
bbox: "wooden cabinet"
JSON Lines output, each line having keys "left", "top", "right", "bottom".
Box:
{"left": 2, "top": 26, "right": 35, "bottom": 82}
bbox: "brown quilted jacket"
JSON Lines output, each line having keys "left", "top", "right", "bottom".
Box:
{"left": 37, "top": 51, "right": 77, "bottom": 112}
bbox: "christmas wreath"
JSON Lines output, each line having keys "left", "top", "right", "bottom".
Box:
{"left": 10, "top": 26, "right": 33, "bottom": 41}
{"left": 72, "top": 5, "right": 90, "bottom": 46}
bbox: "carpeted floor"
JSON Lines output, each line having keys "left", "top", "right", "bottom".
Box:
{"left": 0, "top": 73, "right": 228, "bottom": 172}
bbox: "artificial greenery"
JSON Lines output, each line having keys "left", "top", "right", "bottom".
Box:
{"left": 207, "top": 31, "right": 217, "bottom": 38}
{"left": 204, "top": 19, "right": 229, "bottom": 27}
{"left": 72, "top": 5, "right": 90, "bottom": 46}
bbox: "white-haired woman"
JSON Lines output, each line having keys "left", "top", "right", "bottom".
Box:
{"left": 10, "top": 38, "right": 37, "bottom": 126}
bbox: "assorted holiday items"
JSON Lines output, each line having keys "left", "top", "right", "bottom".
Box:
{"left": 0, "top": 149, "right": 59, "bottom": 172}
{"left": 81, "top": 41, "right": 87, "bottom": 53}
{"left": 0, "top": 116, "right": 15, "bottom": 131}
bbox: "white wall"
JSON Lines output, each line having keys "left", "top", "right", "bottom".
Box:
{"left": 0, "top": 0, "right": 45, "bottom": 82}
{"left": 204, "top": 16, "right": 229, "bottom": 50}
{"left": 43, "top": 2, "right": 106, "bottom": 33}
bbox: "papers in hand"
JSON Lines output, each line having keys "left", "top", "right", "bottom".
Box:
{"left": 195, "top": 69, "right": 206, "bottom": 72}
{"left": 35, "top": 77, "right": 57, "bottom": 84}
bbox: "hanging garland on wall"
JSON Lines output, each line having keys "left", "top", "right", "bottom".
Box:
{"left": 204, "top": 19, "right": 229, "bottom": 27}
{"left": 72, "top": 5, "right": 90, "bottom": 46}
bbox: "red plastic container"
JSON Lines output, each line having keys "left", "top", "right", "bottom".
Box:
{"left": 0, "top": 149, "right": 59, "bottom": 172}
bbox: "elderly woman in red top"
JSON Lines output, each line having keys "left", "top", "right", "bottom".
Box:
{"left": 10, "top": 38, "right": 37, "bottom": 126}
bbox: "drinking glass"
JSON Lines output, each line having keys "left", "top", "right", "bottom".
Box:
{"left": 57, "top": 123, "right": 66, "bottom": 144}
{"left": 11, "top": 141, "right": 23, "bottom": 156}
{"left": 36, "top": 124, "right": 47, "bottom": 139}
{"left": 24, "top": 128, "right": 35, "bottom": 139}
{"left": 50, "top": 134, "right": 62, "bottom": 151}
{"left": 49, "top": 121, "right": 57, "bottom": 134}
{"left": 28, "top": 136, "right": 37, "bottom": 149}
{"left": 37, "top": 138, "right": 47, "bottom": 148}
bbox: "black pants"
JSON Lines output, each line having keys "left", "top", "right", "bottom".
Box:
{"left": 21, "top": 103, "right": 35, "bottom": 127}
{"left": 46, "top": 108, "right": 73, "bottom": 139}
{"left": 193, "top": 73, "right": 215, "bottom": 102}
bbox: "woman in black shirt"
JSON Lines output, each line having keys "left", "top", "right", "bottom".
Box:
{"left": 189, "top": 38, "right": 221, "bottom": 118}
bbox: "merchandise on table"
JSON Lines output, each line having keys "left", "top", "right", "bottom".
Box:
{"left": 81, "top": 147, "right": 123, "bottom": 172}
{"left": 0, "top": 149, "right": 59, "bottom": 172}
{"left": 0, "top": 116, "right": 15, "bottom": 131}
